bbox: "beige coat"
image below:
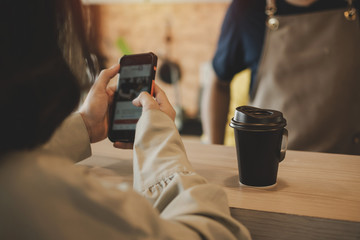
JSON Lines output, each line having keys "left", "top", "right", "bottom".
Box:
{"left": 0, "top": 110, "right": 251, "bottom": 240}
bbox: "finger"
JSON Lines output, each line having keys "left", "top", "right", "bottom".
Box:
{"left": 153, "top": 84, "right": 174, "bottom": 109}
{"left": 152, "top": 83, "right": 163, "bottom": 97}
{"left": 113, "top": 142, "right": 133, "bottom": 149}
{"left": 132, "top": 91, "right": 159, "bottom": 111}
{"left": 107, "top": 77, "right": 118, "bottom": 93}
{"left": 153, "top": 84, "right": 176, "bottom": 121}
{"left": 96, "top": 64, "right": 120, "bottom": 89}
{"left": 153, "top": 84, "right": 169, "bottom": 105}
{"left": 132, "top": 84, "right": 164, "bottom": 107}
{"left": 132, "top": 91, "right": 150, "bottom": 107}
{"left": 106, "top": 77, "right": 118, "bottom": 104}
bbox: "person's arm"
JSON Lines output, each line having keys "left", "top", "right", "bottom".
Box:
{"left": 201, "top": 0, "right": 246, "bottom": 144}
{"left": 129, "top": 85, "right": 250, "bottom": 239}
{"left": 41, "top": 65, "right": 250, "bottom": 239}
{"left": 42, "top": 113, "right": 92, "bottom": 162}
{"left": 201, "top": 74, "right": 231, "bottom": 144}
{"left": 132, "top": 110, "right": 251, "bottom": 240}
{"left": 42, "top": 64, "right": 122, "bottom": 162}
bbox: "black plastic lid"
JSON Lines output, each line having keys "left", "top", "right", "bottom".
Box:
{"left": 230, "top": 106, "right": 287, "bottom": 131}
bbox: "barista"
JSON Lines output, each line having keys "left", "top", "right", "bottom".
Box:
{"left": 201, "top": 0, "right": 360, "bottom": 155}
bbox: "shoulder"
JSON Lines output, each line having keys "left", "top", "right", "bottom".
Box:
{"left": 221, "top": 0, "right": 267, "bottom": 36}
{"left": 0, "top": 149, "right": 77, "bottom": 191}
{"left": 227, "top": 0, "right": 266, "bottom": 21}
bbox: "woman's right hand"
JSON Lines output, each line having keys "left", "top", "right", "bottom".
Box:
{"left": 113, "top": 84, "right": 176, "bottom": 149}
{"left": 132, "top": 83, "right": 176, "bottom": 121}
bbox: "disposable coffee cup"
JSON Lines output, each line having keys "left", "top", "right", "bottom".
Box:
{"left": 230, "top": 106, "right": 288, "bottom": 187}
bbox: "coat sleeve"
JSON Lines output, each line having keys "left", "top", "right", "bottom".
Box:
{"left": 42, "top": 112, "right": 91, "bottom": 162}
{"left": 132, "top": 109, "right": 251, "bottom": 240}
{"left": 1, "top": 110, "right": 251, "bottom": 240}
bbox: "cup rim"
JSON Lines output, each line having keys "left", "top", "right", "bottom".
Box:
{"left": 230, "top": 118, "right": 286, "bottom": 131}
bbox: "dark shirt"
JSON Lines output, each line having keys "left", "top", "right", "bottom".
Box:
{"left": 212, "top": 0, "right": 358, "bottom": 91}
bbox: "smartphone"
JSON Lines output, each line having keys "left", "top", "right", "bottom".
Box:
{"left": 108, "top": 52, "right": 157, "bottom": 142}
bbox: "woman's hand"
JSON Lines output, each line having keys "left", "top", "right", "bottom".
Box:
{"left": 133, "top": 84, "right": 176, "bottom": 121}
{"left": 113, "top": 84, "right": 176, "bottom": 149}
{"left": 79, "top": 64, "right": 119, "bottom": 143}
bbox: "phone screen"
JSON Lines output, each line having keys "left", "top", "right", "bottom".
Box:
{"left": 108, "top": 52, "right": 157, "bottom": 143}
{"left": 112, "top": 64, "right": 152, "bottom": 131}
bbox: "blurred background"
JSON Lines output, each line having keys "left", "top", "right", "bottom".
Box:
{"left": 84, "top": 0, "right": 234, "bottom": 140}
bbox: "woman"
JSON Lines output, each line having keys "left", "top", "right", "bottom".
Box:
{"left": 0, "top": 0, "right": 250, "bottom": 239}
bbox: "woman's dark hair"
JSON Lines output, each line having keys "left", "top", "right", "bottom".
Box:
{"left": 0, "top": 0, "right": 97, "bottom": 154}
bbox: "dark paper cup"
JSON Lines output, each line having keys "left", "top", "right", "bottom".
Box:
{"left": 230, "top": 106, "right": 288, "bottom": 187}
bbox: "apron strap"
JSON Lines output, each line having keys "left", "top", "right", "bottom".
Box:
{"left": 266, "top": 0, "right": 277, "bottom": 12}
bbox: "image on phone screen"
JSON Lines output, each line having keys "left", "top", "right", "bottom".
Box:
{"left": 111, "top": 64, "right": 152, "bottom": 131}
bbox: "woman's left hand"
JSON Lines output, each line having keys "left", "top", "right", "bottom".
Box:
{"left": 79, "top": 64, "right": 119, "bottom": 143}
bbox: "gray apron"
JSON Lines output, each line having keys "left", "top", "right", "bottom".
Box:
{"left": 251, "top": 0, "right": 360, "bottom": 155}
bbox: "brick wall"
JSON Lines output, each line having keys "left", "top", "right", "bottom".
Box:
{"left": 94, "top": 2, "right": 229, "bottom": 117}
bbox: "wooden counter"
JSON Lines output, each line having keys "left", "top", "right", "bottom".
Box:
{"left": 79, "top": 139, "right": 360, "bottom": 240}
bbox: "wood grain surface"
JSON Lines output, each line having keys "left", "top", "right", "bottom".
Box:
{"left": 79, "top": 138, "right": 360, "bottom": 240}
